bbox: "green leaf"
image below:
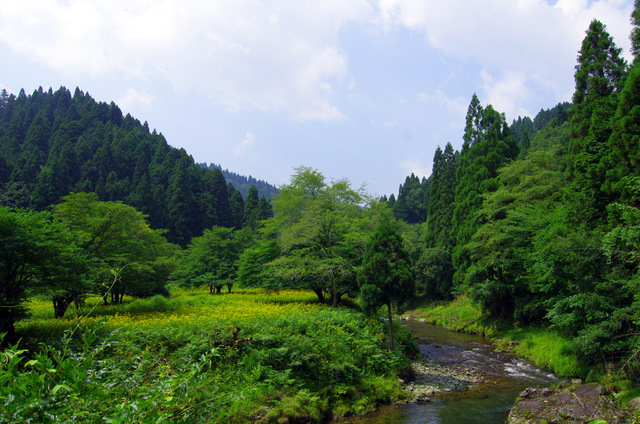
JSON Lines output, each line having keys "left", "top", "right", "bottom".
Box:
{"left": 51, "top": 384, "right": 72, "bottom": 395}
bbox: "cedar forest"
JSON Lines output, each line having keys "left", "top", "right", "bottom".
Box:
{"left": 1, "top": 7, "right": 640, "bottom": 423}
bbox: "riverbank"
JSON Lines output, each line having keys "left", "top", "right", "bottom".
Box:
{"left": 404, "top": 295, "right": 584, "bottom": 378}
{"left": 404, "top": 296, "right": 640, "bottom": 420}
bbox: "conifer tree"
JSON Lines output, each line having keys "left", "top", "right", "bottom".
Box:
{"left": 425, "top": 143, "right": 458, "bottom": 249}
{"left": 604, "top": 62, "right": 640, "bottom": 201}
{"left": 451, "top": 96, "right": 519, "bottom": 286}
{"left": 243, "top": 185, "right": 260, "bottom": 229}
{"left": 358, "top": 211, "right": 413, "bottom": 350}
{"left": 569, "top": 19, "right": 627, "bottom": 222}
{"left": 228, "top": 183, "right": 245, "bottom": 229}
{"left": 201, "top": 167, "right": 231, "bottom": 230}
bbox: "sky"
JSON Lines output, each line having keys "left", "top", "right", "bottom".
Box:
{"left": 0, "top": 0, "right": 635, "bottom": 197}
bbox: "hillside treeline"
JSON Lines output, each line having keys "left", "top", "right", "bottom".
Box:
{"left": 0, "top": 86, "right": 272, "bottom": 247}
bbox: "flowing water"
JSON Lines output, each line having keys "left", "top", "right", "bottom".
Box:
{"left": 337, "top": 320, "right": 560, "bottom": 424}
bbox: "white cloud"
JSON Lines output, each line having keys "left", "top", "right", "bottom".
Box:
{"left": 480, "top": 70, "right": 533, "bottom": 120}
{"left": 235, "top": 132, "right": 255, "bottom": 156}
{"left": 377, "top": 0, "right": 633, "bottom": 115}
{"left": 0, "top": 0, "right": 372, "bottom": 122}
{"left": 400, "top": 157, "right": 431, "bottom": 179}
{"left": 116, "top": 88, "right": 155, "bottom": 113}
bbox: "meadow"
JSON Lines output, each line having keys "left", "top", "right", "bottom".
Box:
{"left": 2, "top": 289, "right": 415, "bottom": 423}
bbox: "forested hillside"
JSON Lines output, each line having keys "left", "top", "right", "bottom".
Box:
{"left": 0, "top": 87, "right": 272, "bottom": 246}
{"left": 198, "top": 162, "right": 278, "bottom": 200}
{"left": 387, "top": 16, "right": 640, "bottom": 367}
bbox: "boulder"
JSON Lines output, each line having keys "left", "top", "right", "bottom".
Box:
{"left": 508, "top": 383, "right": 633, "bottom": 424}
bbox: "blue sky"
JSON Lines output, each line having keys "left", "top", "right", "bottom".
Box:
{"left": 0, "top": 0, "right": 634, "bottom": 196}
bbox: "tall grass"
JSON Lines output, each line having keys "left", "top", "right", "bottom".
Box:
{"left": 7, "top": 288, "right": 413, "bottom": 423}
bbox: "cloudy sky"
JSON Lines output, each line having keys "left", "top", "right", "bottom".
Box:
{"left": 0, "top": 0, "right": 634, "bottom": 196}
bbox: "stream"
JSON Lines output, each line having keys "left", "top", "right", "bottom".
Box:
{"left": 337, "top": 320, "right": 560, "bottom": 424}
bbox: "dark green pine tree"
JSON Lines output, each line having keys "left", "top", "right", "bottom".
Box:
{"left": 228, "top": 183, "right": 245, "bottom": 229}
{"left": 10, "top": 111, "right": 51, "bottom": 191}
{"left": 393, "top": 173, "right": 427, "bottom": 224}
{"left": 243, "top": 185, "right": 261, "bottom": 229}
{"left": 358, "top": 211, "right": 413, "bottom": 351}
{"left": 416, "top": 143, "right": 459, "bottom": 300}
{"left": 167, "top": 156, "right": 200, "bottom": 246}
{"left": 387, "top": 193, "right": 396, "bottom": 209}
{"left": 257, "top": 195, "right": 273, "bottom": 221}
{"left": 569, "top": 19, "right": 627, "bottom": 222}
{"left": 425, "top": 142, "right": 458, "bottom": 249}
{"left": 604, "top": 62, "right": 640, "bottom": 201}
{"left": 201, "top": 167, "right": 231, "bottom": 230}
{"left": 451, "top": 96, "right": 519, "bottom": 286}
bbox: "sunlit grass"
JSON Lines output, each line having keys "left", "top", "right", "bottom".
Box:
{"left": 18, "top": 289, "right": 327, "bottom": 341}
{"left": 12, "top": 287, "right": 411, "bottom": 422}
{"left": 413, "top": 294, "right": 485, "bottom": 333}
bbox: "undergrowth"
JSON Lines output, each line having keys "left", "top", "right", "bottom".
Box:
{"left": 4, "top": 289, "right": 414, "bottom": 423}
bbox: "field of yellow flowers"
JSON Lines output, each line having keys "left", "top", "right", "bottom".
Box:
{"left": 6, "top": 289, "right": 416, "bottom": 423}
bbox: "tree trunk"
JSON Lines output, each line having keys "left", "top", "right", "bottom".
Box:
{"left": 313, "top": 289, "right": 325, "bottom": 304}
{"left": 387, "top": 301, "right": 394, "bottom": 351}
{"left": 53, "top": 293, "right": 77, "bottom": 319}
{"left": 226, "top": 283, "right": 233, "bottom": 294}
{"left": 331, "top": 291, "right": 342, "bottom": 307}
{"left": 53, "top": 296, "right": 70, "bottom": 319}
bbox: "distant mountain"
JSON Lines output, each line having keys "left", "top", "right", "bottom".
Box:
{"left": 198, "top": 163, "right": 278, "bottom": 201}
{"left": 0, "top": 86, "right": 272, "bottom": 246}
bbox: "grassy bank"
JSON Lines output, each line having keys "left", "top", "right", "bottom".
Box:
{"left": 408, "top": 295, "right": 585, "bottom": 378}
{"left": 3, "top": 290, "right": 415, "bottom": 423}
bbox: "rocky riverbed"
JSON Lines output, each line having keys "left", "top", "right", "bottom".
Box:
{"left": 401, "top": 343, "right": 487, "bottom": 402}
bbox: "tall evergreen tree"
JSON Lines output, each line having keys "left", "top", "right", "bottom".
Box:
{"left": 451, "top": 97, "right": 519, "bottom": 286}
{"left": 569, "top": 19, "right": 627, "bottom": 222}
{"left": 393, "top": 173, "right": 428, "bottom": 224}
{"left": 604, "top": 62, "right": 640, "bottom": 201}
{"left": 201, "top": 167, "right": 231, "bottom": 230}
{"left": 228, "top": 183, "right": 245, "bottom": 229}
{"left": 425, "top": 143, "right": 458, "bottom": 249}
{"left": 358, "top": 211, "right": 413, "bottom": 350}
{"left": 243, "top": 185, "right": 260, "bottom": 229}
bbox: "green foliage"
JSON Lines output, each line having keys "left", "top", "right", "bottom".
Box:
{"left": 465, "top": 146, "right": 566, "bottom": 322}
{"left": 0, "top": 207, "right": 84, "bottom": 338}
{"left": 53, "top": 192, "right": 176, "bottom": 310}
{"left": 263, "top": 167, "right": 374, "bottom": 306}
{"left": 425, "top": 142, "right": 458, "bottom": 251}
{"left": 393, "top": 173, "right": 429, "bottom": 224}
{"left": 7, "top": 290, "right": 414, "bottom": 423}
{"left": 451, "top": 95, "right": 519, "bottom": 286}
{"left": 633, "top": 0, "right": 640, "bottom": 64}
{"left": 174, "top": 226, "right": 244, "bottom": 294}
{"left": 237, "top": 238, "right": 283, "bottom": 290}
{"left": 605, "top": 63, "right": 640, "bottom": 201}
{"left": 0, "top": 86, "right": 266, "bottom": 246}
{"left": 358, "top": 211, "right": 414, "bottom": 350}
{"left": 413, "top": 295, "right": 484, "bottom": 334}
